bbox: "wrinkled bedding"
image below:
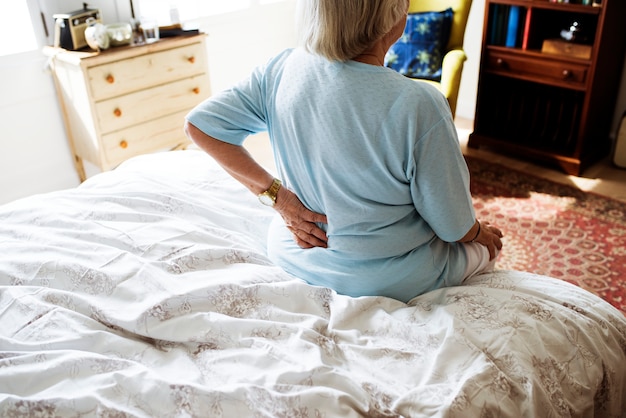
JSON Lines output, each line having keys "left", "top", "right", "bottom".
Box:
{"left": 0, "top": 150, "right": 625, "bottom": 417}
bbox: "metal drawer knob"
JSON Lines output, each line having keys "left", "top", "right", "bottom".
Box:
{"left": 562, "top": 69, "right": 572, "bottom": 79}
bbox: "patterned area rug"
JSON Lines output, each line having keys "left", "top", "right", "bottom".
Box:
{"left": 466, "top": 156, "right": 626, "bottom": 315}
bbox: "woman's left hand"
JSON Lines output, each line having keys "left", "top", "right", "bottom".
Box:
{"left": 475, "top": 221, "right": 503, "bottom": 260}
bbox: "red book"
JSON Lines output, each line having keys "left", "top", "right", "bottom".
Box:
{"left": 521, "top": 8, "right": 532, "bottom": 50}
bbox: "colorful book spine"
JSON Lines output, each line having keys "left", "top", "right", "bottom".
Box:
{"left": 516, "top": 8, "right": 527, "bottom": 47}
{"left": 493, "top": 5, "right": 510, "bottom": 46}
{"left": 489, "top": 4, "right": 529, "bottom": 47}
{"left": 489, "top": 4, "right": 500, "bottom": 45}
{"left": 505, "top": 6, "right": 521, "bottom": 47}
{"left": 521, "top": 8, "right": 532, "bottom": 50}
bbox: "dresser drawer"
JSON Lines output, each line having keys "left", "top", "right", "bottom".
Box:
{"left": 101, "top": 110, "right": 190, "bottom": 169}
{"left": 95, "top": 73, "right": 209, "bottom": 134}
{"left": 88, "top": 42, "right": 208, "bottom": 101}
{"left": 485, "top": 50, "right": 588, "bottom": 89}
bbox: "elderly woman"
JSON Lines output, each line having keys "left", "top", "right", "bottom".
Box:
{"left": 184, "top": 0, "right": 503, "bottom": 303}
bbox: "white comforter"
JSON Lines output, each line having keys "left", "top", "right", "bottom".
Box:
{"left": 1, "top": 150, "right": 625, "bottom": 417}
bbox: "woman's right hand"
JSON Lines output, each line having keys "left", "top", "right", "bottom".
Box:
{"left": 274, "top": 187, "right": 328, "bottom": 249}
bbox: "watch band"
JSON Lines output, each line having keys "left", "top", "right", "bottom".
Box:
{"left": 258, "top": 178, "right": 282, "bottom": 206}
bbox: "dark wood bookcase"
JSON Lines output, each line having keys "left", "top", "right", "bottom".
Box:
{"left": 468, "top": 0, "right": 626, "bottom": 175}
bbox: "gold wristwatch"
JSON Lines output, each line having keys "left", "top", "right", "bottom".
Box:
{"left": 258, "top": 178, "right": 281, "bottom": 207}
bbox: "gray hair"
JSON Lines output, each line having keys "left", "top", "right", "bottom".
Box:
{"left": 296, "top": 0, "right": 408, "bottom": 61}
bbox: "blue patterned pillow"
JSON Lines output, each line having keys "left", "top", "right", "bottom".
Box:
{"left": 385, "top": 8, "right": 454, "bottom": 81}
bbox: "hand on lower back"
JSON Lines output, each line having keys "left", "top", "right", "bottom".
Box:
{"left": 274, "top": 187, "right": 328, "bottom": 249}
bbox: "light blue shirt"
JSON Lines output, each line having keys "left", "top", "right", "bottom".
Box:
{"left": 186, "top": 48, "right": 475, "bottom": 302}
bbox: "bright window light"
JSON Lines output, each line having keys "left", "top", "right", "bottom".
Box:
{"left": 134, "top": 0, "right": 252, "bottom": 25}
{"left": 0, "top": 2, "right": 37, "bottom": 56}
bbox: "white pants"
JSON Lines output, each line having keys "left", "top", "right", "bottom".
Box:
{"left": 462, "top": 243, "right": 499, "bottom": 282}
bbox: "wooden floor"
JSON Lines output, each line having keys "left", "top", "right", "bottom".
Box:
{"left": 456, "top": 117, "right": 626, "bottom": 203}
{"left": 244, "top": 117, "right": 626, "bottom": 203}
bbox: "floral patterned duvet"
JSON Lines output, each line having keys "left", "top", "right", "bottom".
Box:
{"left": 1, "top": 150, "right": 625, "bottom": 417}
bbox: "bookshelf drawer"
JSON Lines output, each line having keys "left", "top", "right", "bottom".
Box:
{"left": 485, "top": 50, "right": 588, "bottom": 89}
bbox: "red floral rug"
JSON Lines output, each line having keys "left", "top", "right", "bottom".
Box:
{"left": 466, "top": 156, "right": 626, "bottom": 315}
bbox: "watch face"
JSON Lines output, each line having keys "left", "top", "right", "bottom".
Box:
{"left": 259, "top": 193, "right": 275, "bottom": 206}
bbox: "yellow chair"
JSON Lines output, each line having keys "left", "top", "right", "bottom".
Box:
{"left": 408, "top": 0, "right": 473, "bottom": 117}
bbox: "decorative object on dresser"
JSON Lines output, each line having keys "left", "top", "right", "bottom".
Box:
{"left": 45, "top": 34, "right": 210, "bottom": 181}
{"left": 468, "top": 0, "right": 626, "bottom": 176}
{"left": 105, "top": 22, "right": 133, "bottom": 47}
{"left": 53, "top": 5, "right": 102, "bottom": 51}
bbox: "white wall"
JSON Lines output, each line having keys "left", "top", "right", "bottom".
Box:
{"left": 611, "top": 55, "right": 626, "bottom": 137}
{"left": 191, "top": 2, "right": 298, "bottom": 94}
{"left": 0, "top": 0, "right": 624, "bottom": 205}
{"left": 0, "top": 50, "right": 78, "bottom": 203}
{"left": 456, "top": 0, "right": 484, "bottom": 120}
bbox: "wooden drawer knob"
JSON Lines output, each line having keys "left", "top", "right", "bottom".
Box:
{"left": 192, "top": 87, "right": 200, "bottom": 94}
{"left": 106, "top": 74, "right": 115, "bottom": 84}
{"left": 188, "top": 56, "right": 196, "bottom": 64}
{"left": 562, "top": 69, "right": 572, "bottom": 79}
{"left": 496, "top": 58, "right": 505, "bottom": 67}
{"left": 119, "top": 140, "right": 128, "bottom": 149}
{"left": 113, "top": 108, "right": 122, "bottom": 117}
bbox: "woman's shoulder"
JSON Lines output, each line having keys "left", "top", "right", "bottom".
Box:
{"left": 385, "top": 72, "right": 448, "bottom": 108}
{"left": 261, "top": 48, "right": 297, "bottom": 69}
{"left": 257, "top": 48, "right": 316, "bottom": 79}
{"left": 391, "top": 72, "right": 443, "bottom": 95}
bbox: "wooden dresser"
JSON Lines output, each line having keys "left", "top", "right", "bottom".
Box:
{"left": 46, "top": 34, "right": 210, "bottom": 181}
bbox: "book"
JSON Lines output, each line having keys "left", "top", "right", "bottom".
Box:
{"left": 491, "top": 4, "right": 512, "bottom": 46}
{"left": 489, "top": 4, "right": 503, "bottom": 45}
{"left": 505, "top": 6, "right": 521, "bottom": 47}
{"left": 521, "top": 8, "right": 532, "bottom": 50}
{"left": 489, "top": 4, "right": 500, "bottom": 45}
{"left": 516, "top": 8, "right": 527, "bottom": 47}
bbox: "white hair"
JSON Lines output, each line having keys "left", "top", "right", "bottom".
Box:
{"left": 296, "top": 0, "right": 408, "bottom": 61}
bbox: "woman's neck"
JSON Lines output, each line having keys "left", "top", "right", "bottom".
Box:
{"left": 352, "top": 52, "right": 384, "bottom": 66}
{"left": 352, "top": 41, "right": 386, "bottom": 66}
{"left": 351, "top": 18, "right": 405, "bottom": 67}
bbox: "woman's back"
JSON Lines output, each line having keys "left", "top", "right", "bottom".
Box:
{"left": 263, "top": 49, "right": 474, "bottom": 301}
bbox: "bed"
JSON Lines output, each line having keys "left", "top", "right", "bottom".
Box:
{"left": 1, "top": 150, "right": 625, "bottom": 417}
